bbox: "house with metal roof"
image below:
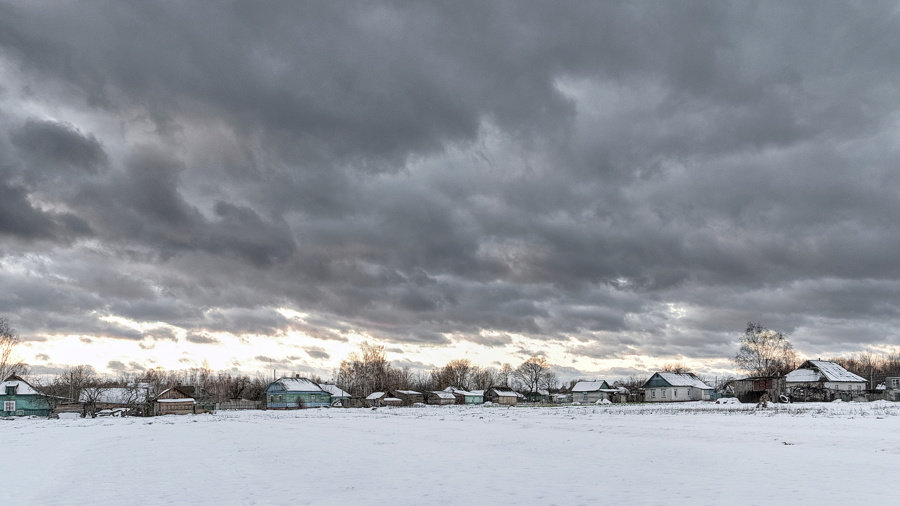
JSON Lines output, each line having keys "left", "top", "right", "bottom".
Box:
{"left": 570, "top": 380, "right": 616, "bottom": 404}
{"left": 265, "top": 377, "right": 331, "bottom": 409}
{"left": 1, "top": 374, "right": 52, "bottom": 417}
{"left": 642, "top": 372, "right": 713, "bottom": 402}
{"left": 784, "top": 360, "right": 867, "bottom": 402}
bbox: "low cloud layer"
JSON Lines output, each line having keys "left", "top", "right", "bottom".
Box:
{"left": 3, "top": 2, "right": 900, "bottom": 376}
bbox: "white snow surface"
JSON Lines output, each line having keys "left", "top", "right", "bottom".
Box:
{"left": 318, "top": 383, "right": 350, "bottom": 398}
{"left": 272, "top": 377, "right": 325, "bottom": 392}
{"left": 2, "top": 402, "right": 899, "bottom": 505}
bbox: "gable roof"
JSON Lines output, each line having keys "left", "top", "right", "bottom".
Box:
{"left": 271, "top": 377, "right": 327, "bottom": 393}
{"left": 571, "top": 380, "right": 611, "bottom": 392}
{"left": 318, "top": 384, "right": 350, "bottom": 398}
{"left": 785, "top": 360, "right": 866, "bottom": 383}
{"left": 1, "top": 374, "right": 40, "bottom": 395}
{"left": 647, "top": 372, "right": 713, "bottom": 390}
{"left": 366, "top": 391, "right": 385, "bottom": 400}
{"left": 429, "top": 391, "right": 456, "bottom": 400}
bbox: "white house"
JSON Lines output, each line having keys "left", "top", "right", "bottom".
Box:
{"left": 642, "top": 372, "right": 713, "bottom": 402}
{"left": 784, "top": 360, "right": 867, "bottom": 401}
{"left": 570, "top": 380, "right": 616, "bottom": 404}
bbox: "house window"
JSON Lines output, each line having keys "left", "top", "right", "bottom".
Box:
{"left": 662, "top": 389, "right": 666, "bottom": 398}
{"left": 674, "top": 389, "right": 678, "bottom": 398}
{"left": 892, "top": 379, "right": 900, "bottom": 388}
{"left": 651, "top": 390, "right": 656, "bottom": 398}
{"left": 5, "top": 386, "right": 14, "bottom": 396}
{"left": 3, "top": 400, "right": 14, "bottom": 412}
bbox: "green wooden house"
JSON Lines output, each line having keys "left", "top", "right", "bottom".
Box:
{"left": 265, "top": 377, "right": 331, "bottom": 409}
{"left": 1, "top": 374, "right": 52, "bottom": 417}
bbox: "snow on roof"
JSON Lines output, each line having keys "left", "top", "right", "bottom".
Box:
{"left": 366, "top": 392, "right": 385, "bottom": 400}
{"left": 1, "top": 376, "right": 39, "bottom": 395}
{"left": 786, "top": 361, "right": 866, "bottom": 383}
{"left": 394, "top": 390, "right": 421, "bottom": 395}
{"left": 158, "top": 398, "right": 195, "bottom": 403}
{"left": 384, "top": 397, "right": 401, "bottom": 402}
{"left": 655, "top": 373, "right": 713, "bottom": 389}
{"left": 79, "top": 387, "right": 149, "bottom": 404}
{"left": 571, "top": 380, "right": 610, "bottom": 392}
{"left": 469, "top": 390, "right": 485, "bottom": 396}
{"left": 430, "top": 391, "right": 456, "bottom": 399}
{"left": 493, "top": 391, "right": 517, "bottom": 397}
{"left": 318, "top": 384, "right": 350, "bottom": 397}
{"left": 275, "top": 377, "right": 326, "bottom": 393}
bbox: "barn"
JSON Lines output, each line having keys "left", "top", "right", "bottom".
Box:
{"left": 154, "top": 386, "right": 199, "bottom": 415}
{"left": 444, "top": 386, "right": 484, "bottom": 405}
{"left": 426, "top": 391, "right": 457, "bottom": 405}
{"left": 389, "top": 390, "right": 425, "bottom": 406}
{"left": 784, "top": 360, "right": 867, "bottom": 402}
{"left": 1, "top": 374, "right": 52, "bottom": 417}
{"left": 729, "top": 377, "right": 785, "bottom": 404}
{"left": 265, "top": 377, "right": 331, "bottom": 409}
{"left": 485, "top": 387, "right": 518, "bottom": 406}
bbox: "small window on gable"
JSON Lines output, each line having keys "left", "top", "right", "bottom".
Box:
{"left": 5, "top": 386, "right": 15, "bottom": 396}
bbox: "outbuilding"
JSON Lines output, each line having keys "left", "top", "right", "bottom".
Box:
{"left": 444, "top": 386, "right": 484, "bottom": 405}
{"left": 570, "top": 380, "right": 615, "bottom": 404}
{"left": 389, "top": 390, "right": 425, "bottom": 406}
{"left": 426, "top": 391, "right": 457, "bottom": 405}
{"left": 485, "top": 387, "right": 518, "bottom": 406}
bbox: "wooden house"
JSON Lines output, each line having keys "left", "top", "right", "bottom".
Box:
{"left": 426, "top": 391, "right": 457, "bottom": 405}
{"left": 154, "top": 386, "right": 199, "bottom": 415}
{"left": 389, "top": 390, "right": 424, "bottom": 406}
{"left": 570, "top": 380, "right": 616, "bottom": 404}
{"left": 443, "top": 386, "right": 484, "bottom": 405}
{"left": 485, "top": 387, "right": 518, "bottom": 406}
{"left": 643, "top": 372, "right": 713, "bottom": 402}
{"left": 1, "top": 374, "right": 52, "bottom": 417}
{"left": 265, "top": 377, "right": 331, "bottom": 409}
{"left": 784, "top": 360, "right": 866, "bottom": 402}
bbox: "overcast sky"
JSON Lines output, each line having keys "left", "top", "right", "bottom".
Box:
{"left": 2, "top": 1, "right": 900, "bottom": 380}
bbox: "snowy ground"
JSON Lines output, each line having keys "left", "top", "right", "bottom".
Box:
{"left": 3, "top": 401, "right": 898, "bottom": 505}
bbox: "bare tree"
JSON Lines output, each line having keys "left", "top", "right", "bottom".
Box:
{"left": 52, "top": 365, "right": 100, "bottom": 402}
{"left": 660, "top": 362, "right": 692, "bottom": 374}
{"left": 497, "top": 363, "right": 513, "bottom": 388}
{"left": 733, "top": 322, "right": 797, "bottom": 377}
{"left": 512, "top": 356, "right": 552, "bottom": 394}
{"left": 0, "top": 317, "right": 28, "bottom": 379}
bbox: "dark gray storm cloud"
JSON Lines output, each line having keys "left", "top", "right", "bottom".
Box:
{"left": 3, "top": 1, "right": 900, "bottom": 370}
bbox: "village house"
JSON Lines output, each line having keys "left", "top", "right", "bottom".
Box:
{"left": 425, "top": 391, "right": 457, "bottom": 405}
{"left": 443, "top": 386, "right": 484, "bottom": 405}
{"left": 388, "top": 390, "right": 425, "bottom": 406}
{"left": 784, "top": 360, "right": 867, "bottom": 402}
{"left": 265, "top": 377, "right": 331, "bottom": 409}
{"left": 485, "top": 386, "right": 518, "bottom": 406}
{"left": 642, "top": 372, "right": 713, "bottom": 402}
{"left": 884, "top": 376, "right": 900, "bottom": 402}
{"left": 1, "top": 374, "right": 52, "bottom": 417}
{"left": 570, "top": 380, "right": 615, "bottom": 404}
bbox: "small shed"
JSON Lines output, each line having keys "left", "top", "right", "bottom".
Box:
{"left": 389, "top": 390, "right": 425, "bottom": 406}
{"left": 1, "top": 374, "right": 51, "bottom": 417}
{"left": 485, "top": 387, "right": 518, "bottom": 406}
{"left": 154, "top": 386, "right": 199, "bottom": 415}
{"left": 318, "top": 384, "right": 351, "bottom": 404}
{"left": 426, "top": 391, "right": 457, "bottom": 405}
{"left": 571, "top": 380, "right": 615, "bottom": 404}
{"left": 265, "top": 377, "right": 331, "bottom": 409}
{"left": 885, "top": 377, "right": 900, "bottom": 402}
{"left": 729, "top": 377, "right": 785, "bottom": 404}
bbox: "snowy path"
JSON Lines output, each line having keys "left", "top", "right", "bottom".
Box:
{"left": 2, "top": 402, "right": 898, "bottom": 505}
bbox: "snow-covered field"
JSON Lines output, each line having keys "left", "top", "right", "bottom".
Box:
{"left": 3, "top": 402, "right": 898, "bottom": 505}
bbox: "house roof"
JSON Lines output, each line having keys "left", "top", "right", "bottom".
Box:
{"left": 366, "top": 391, "right": 385, "bottom": 400}
{"left": 157, "top": 398, "right": 195, "bottom": 404}
{"left": 571, "top": 380, "right": 610, "bottom": 392}
{"left": 651, "top": 373, "right": 713, "bottom": 389}
{"left": 393, "top": 390, "right": 422, "bottom": 395}
{"left": 444, "top": 386, "right": 482, "bottom": 396}
{"left": 318, "top": 384, "right": 350, "bottom": 398}
{"left": 1, "top": 375, "right": 39, "bottom": 395}
{"left": 429, "top": 391, "right": 456, "bottom": 399}
{"left": 785, "top": 360, "right": 866, "bottom": 383}
{"left": 272, "top": 377, "right": 327, "bottom": 393}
